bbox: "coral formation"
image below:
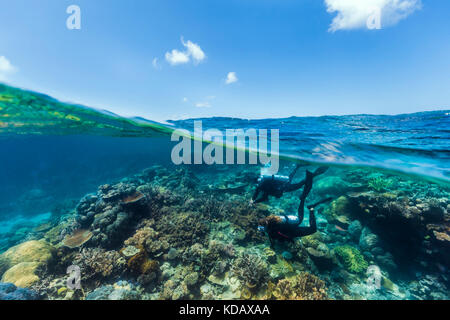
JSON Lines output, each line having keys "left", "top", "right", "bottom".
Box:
{"left": 0, "top": 282, "right": 39, "bottom": 300}
{"left": 1, "top": 262, "right": 41, "bottom": 288}
{"left": 0, "top": 240, "right": 55, "bottom": 287}
{"left": 74, "top": 182, "right": 150, "bottom": 249}
{"left": 334, "top": 245, "right": 368, "bottom": 274}
{"left": 62, "top": 229, "right": 93, "bottom": 249}
{"left": 231, "top": 252, "right": 269, "bottom": 291}
{"left": 268, "top": 272, "right": 328, "bottom": 300}
{"left": 368, "top": 177, "right": 393, "bottom": 193}
{"left": 0, "top": 164, "right": 448, "bottom": 300}
{"left": 72, "top": 248, "right": 125, "bottom": 285}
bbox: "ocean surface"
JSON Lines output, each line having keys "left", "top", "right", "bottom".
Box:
{"left": 169, "top": 111, "right": 450, "bottom": 182}
{"left": 0, "top": 84, "right": 449, "bottom": 300}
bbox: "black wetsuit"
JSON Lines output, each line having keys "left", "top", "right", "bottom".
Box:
{"left": 262, "top": 170, "right": 332, "bottom": 244}
{"left": 252, "top": 165, "right": 328, "bottom": 203}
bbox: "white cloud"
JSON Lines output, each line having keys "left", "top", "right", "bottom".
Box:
{"left": 225, "top": 72, "right": 238, "bottom": 84}
{"left": 165, "top": 37, "right": 206, "bottom": 66}
{"left": 182, "top": 97, "right": 188, "bottom": 102}
{"left": 325, "top": 0, "right": 422, "bottom": 32}
{"left": 165, "top": 49, "right": 190, "bottom": 66}
{"left": 195, "top": 102, "right": 211, "bottom": 108}
{"left": 181, "top": 38, "right": 206, "bottom": 64}
{"left": 195, "top": 95, "right": 215, "bottom": 108}
{"left": 0, "top": 56, "right": 17, "bottom": 81}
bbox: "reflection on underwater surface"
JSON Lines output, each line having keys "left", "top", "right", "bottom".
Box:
{"left": 0, "top": 133, "right": 449, "bottom": 300}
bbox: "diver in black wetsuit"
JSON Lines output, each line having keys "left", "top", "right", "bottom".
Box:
{"left": 257, "top": 170, "right": 332, "bottom": 245}
{"left": 251, "top": 165, "right": 328, "bottom": 204}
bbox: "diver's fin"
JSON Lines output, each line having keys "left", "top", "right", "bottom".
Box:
{"left": 313, "top": 166, "right": 329, "bottom": 177}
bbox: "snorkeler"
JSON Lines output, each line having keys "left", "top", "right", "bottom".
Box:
{"left": 251, "top": 164, "right": 328, "bottom": 204}
{"left": 258, "top": 170, "right": 332, "bottom": 245}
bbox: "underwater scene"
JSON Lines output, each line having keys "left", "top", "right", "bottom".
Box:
{"left": 0, "top": 84, "right": 449, "bottom": 300}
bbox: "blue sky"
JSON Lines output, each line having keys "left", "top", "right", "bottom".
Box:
{"left": 0, "top": 0, "right": 449, "bottom": 121}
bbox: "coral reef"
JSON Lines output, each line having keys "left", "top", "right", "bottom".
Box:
{"left": 0, "top": 282, "right": 39, "bottom": 300}
{"left": 267, "top": 272, "right": 328, "bottom": 300}
{"left": 72, "top": 248, "right": 126, "bottom": 286}
{"left": 0, "top": 240, "right": 55, "bottom": 288}
{"left": 368, "top": 177, "right": 393, "bottom": 193}
{"left": 231, "top": 252, "right": 269, "bottom": 291}
{"left": 1, "top": 262, "right": 42, "bottom": 288}
{"left": 0, "top": 164, "right": 448, "bottom": 300}
{"left": 74, "top": 182, "right": 150, "bottom": 249}
{"left": 86, "top": 281, "right": 145, "bottom": 300}
{"left": 62, "top": 229, "right": 93, "bottom": 249}
{"left": 334, "top": 245, "right": 368, "bottom": 274}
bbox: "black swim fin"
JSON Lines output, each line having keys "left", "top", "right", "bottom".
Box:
{"left": 313, "top": 166, "right": 329, "bottom": 177}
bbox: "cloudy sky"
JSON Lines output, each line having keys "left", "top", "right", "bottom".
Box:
{"left": 0, "top": 0, "right": 449, "bottom": 121}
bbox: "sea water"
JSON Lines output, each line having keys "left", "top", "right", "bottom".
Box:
{"left": 0, "top": 84, "right": 449, "bottom": 300}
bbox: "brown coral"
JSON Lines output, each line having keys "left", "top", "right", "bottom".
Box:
{"left": 231, "top": 252, "right": 269, "bottom": 291}
{"left": 269, "top": 272, "right": 328, "bottom": 300}
{"left": 126, "top": 247, "right": 160, "bottom": 277}
{"left": 62, "top": 229, "right": 93, "bottom": 249}
{"left": 155, "top": 211, "right": 209, "bottom": 249}
{"left": 73, "top": 248, "right": 125, "bottom": 283}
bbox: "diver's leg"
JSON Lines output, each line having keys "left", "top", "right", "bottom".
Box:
{"left": 283, "top": 179, "right": 306, "bottom": 192}
{"left": 300, "top": 170, "right": 314, "bottom": 201}
{"left": 285, "top": 166, "right": 327, "bottom": 193}
{"left": 254, "top": 192, "right": 269, "bottom": 204}
{"left": 297, "top": 170, "right": 314, "bottom": 223}
{"left": 312, "top": 166, "right": 329, "bottom": 178}
{"left": 308, "top": 208, "right": 317, "bottom": 233}
{"left": 297, "top": 208, "right": 317, "bottom": 237}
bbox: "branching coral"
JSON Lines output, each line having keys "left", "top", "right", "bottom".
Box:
{"left": 73, "top": 248, "right": 125, "bottom": 282}
{"left": 155, "top": 212, "right": 209, "bottom": 249}
{"left": 202, "top": 195, "right": 227, "bottom": 222}
{"left": 269, "top": 272, "right": 328, "bottom": 300}
{"left": 124, "top": 224, "right": 157, "bottom": 248}
{"left": 334, "top": 245, "right": 368, "bottom": 274}
{"left": 227, "top": 201, "right": 269, "bottom": 243}
{"left": 231, "top": 252, "right": 269, "bottom": 291}
{"left": 368, "top": 177, "right": 393, "bottom": 192}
